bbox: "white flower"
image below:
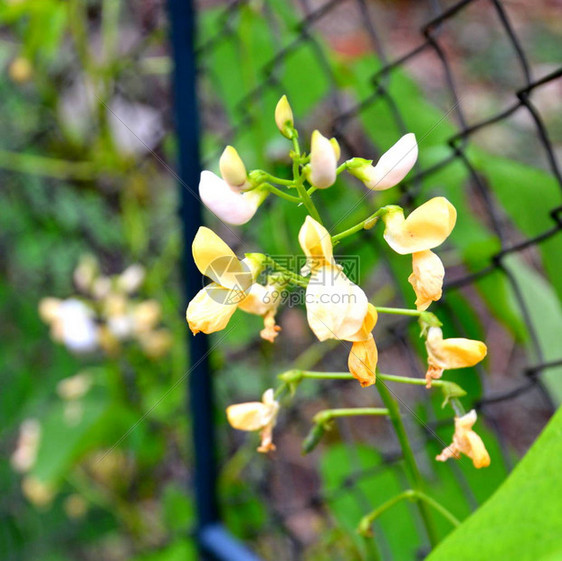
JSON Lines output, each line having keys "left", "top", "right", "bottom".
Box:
{"left": 199, "top": 170, "right": 263, "bottom": 225}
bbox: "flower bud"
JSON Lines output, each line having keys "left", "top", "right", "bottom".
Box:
{"left": 310, "top": 130, "right": 337, "bottom": 189}
{"left": 219, "top": 146, "right": 247, "bottom": 190}
{"left": 275, "top": 95, "right": 294, "bottom": 138}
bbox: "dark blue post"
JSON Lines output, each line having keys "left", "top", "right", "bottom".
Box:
{"left": 168, "top": 3, "right": 265, "bottom": 559}
{"left": 167, "top": 0, "right": 219, "bottom": 546}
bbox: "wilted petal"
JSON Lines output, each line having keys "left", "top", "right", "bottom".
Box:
{"left": 199, "top": 170, "right": 261, "bottom": 225}
{"left": 436, "top": 410, "right": 490, "bottom": 469}
{"left": 185, "top": 283, "right": 239, "bottom": 335}
{"left": 226, "top": 402, "right": 272, "bottom": 431}
{"left": 310, "top": 130, "right": 337, "bottom": 189}
{"left": 408, "top": 250, "right": 445, "bottom": 311}
{"left": 305, "top": 264, "right": 368, "bottom": 341}
{"left": 383, "top": 197, "right": 457, "bottom": 255}
{"left": 348, "top": 335, "right": 378, "bottom": 387}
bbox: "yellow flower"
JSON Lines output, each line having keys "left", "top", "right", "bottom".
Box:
{"left": 298, "top": 217, "right": 368, "bottom": 342}
{"left": 347, "top": 304, "right": 379, "bottom": 387}
{"left": 348, "top": 133, "right": 418, "bottom": 191}
{"left": 186, "top": 228, "right": 280, "bottom": 341}
{"left": 436, "top": 410, "right": 490, "bottom": 468}
{"left": 382, "top": 197, "right": 457, "bottom": 255}
{"left": 226, "top": 389, "right": 280, "bottom": 453}
{"left": 309, "top": 130, "right": 338, "bottom": 189}
{"left": 408, "top": 250, "right": 445, "bottom": 311}
{"left": 425, "top": 327, "right": 487, "bottom": 388}
{"left": 186, "top": 227, "right": 253, "bottom": 335}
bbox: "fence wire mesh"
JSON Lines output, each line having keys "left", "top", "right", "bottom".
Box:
{"left": 194, "top": 0, "right": 562, "bottom": 558}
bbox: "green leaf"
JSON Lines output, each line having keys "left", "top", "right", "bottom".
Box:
{"left": 426, "top": 405, "right": 562, "bottom": 561}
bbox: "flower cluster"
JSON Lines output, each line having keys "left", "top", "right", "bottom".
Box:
{"left": 186, "top": 95, "right": 489, "bottom": 467}
{"left": 39, "top": 256, "right": 172, "bottom": 358}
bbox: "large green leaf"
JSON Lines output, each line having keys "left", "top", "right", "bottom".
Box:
{"left": 426, "top": 405, "right": 562, "bottom": 561}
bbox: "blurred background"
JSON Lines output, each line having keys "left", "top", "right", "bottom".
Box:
{"left": 1, "top": 0, "right": 561, "bottom": 560}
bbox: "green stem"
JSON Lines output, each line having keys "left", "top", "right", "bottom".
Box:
{"left": 362, "top": 535, "right": 383, "bottom": 561}
{"left": 263, "top": 183, "right": 301, "bottom": 203}
{"left": 331, "top": 208, "right": 386, "bottom": 244}
{"left": 260, "top": 172, "right": 294, "bottom": 186}
{"left": 358, "top": 489, "right": 459, "bottom": 537}
{"left": 376, "top": 381, "right": 440, "bottom": 548}
{"left": 315, "top": 407, "right": 389, "bottom": 423}
{"left": 375, "top": 306, "right": 422, "bottom": 317}
{"left": 301, "top": 371, "right": 354, "bottom": 380}
{"left": 291, "top": 134, "right": 323, "bottom": 223}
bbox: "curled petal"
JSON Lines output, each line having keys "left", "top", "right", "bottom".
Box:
{"left": 348, "top": 335, "right": 378, "bottom": 387}
{"left": 192, "top": 226, "right": 252, "bottom": 292}
{"left": 310, "top": 130, "right": 337, "bottom": 189}
{"left": 185, "top": 283, "right": 239, "bottom": 335}
{"left": 199, "top": 170, "right": 261, "bottom": 225}
{"left": 383, "top": 197, "right": 457, "bottom": 255}
{"left": 305, "top": 264, "right": 368, "bottom": 341}
{"left": 298, "top": 216, "right": 334, "bottom": 269}
{"left": 408, "top": 250, "right": 445, "bottom": 311}
{"left": 367, "top": 133, "right": 418, "bottom": 190}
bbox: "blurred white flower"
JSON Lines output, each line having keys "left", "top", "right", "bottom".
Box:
{"left": 57, "top": 372, "right": 93, "bottom": 401}
{"left": 117, "top": 264, "right": 146, "bottom": 293}
{"left": 48, "top": 299, "right": 99, "bottom": 353}
{"left": 10, "top": 419, "right": 41, "bottom": 473}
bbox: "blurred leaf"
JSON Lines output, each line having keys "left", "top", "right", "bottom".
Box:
{"left": 427, "top": 405, "right": 562, "bottom": 561}
{"left": 131, "top": 538, "right": 196, "bottom": 561}
{"left": 32, "top": 389, "right": 109, "bottom": 485}
{"left": 503, "top": 255, "right": 562, "bottom": 403}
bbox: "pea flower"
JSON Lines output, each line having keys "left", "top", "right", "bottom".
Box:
{"left": 309, "top": 130, "right": 339, "bottom": 189}
{"left": 199, "top": 146, "right": 265, "bottom": 225}
{"left": 298, "top": 216, "right": 368, "bottom": 342}
{"left": 348, "top": 133, "right": 418, "bottom": 190}
{"left": 186, "top": 227, "right": 253, "bottom": 335}
{"left": 408, "top": 249, "right": 445, "bottom": 311}
{"left": 226, "top": 389, "right": 280, "bottom": 453}
{"left": 381, "top": 197, "right": 456, "bottom": 310}
{"left": 425, "top": 327, "right": 487, "bottom": 388}
{"left": 186, "top": 228, "right": 280, "bottom": 340}
{"left": 381, "top": 197, "right": 457, "bottom": 255}
{"left": 436, "top": 409, "right": 490, "bottom": 468}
